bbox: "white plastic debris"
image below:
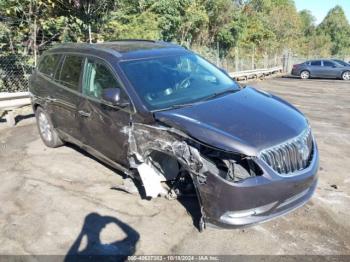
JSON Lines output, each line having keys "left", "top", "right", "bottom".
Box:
{"left": 137, "top": 163, "right": 167, "bottom": 198}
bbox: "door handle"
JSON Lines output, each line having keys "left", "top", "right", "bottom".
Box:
{"left": 78, "top": 110, "right": 91, "bottom": 118}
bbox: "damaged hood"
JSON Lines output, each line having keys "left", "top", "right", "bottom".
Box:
{"left": 154, "top": 87, "right": 308, "bottom": 156}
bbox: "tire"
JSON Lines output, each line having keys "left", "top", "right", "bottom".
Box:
{"left": 35, "top": 107, "right": 64, "bottom": 148}
{"left": 300, "top": 70, "right": 310, "bottom": 79}
{"left": 341, "top": 71, "right": 350, "bottom": 81}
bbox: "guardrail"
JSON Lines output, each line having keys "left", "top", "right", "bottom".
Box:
{"left": 0, "top": 92, "right": 31, "bottom": 126}
{"left": 229, "top": 66, "right": 283, "bottom": 81}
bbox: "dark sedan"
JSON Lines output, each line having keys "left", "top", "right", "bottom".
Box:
{"left": 292, "top": 59, "right": 350, "bottom": 80}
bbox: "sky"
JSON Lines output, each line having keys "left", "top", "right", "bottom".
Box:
{"left": 294, "top": 0, "right": 350, "bottom": 24}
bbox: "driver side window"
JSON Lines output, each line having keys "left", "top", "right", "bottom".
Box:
{"left": 82, "top": 58, "right": 122, "bottom": 100}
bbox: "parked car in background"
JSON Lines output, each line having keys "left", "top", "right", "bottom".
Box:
{"left": 292, "top": 59, "right": 350, "bottom": 80}
{"left": 29, "top": 40, "right": 319, "bottom": 230}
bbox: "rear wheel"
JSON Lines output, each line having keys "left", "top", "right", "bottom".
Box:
{"left": 300, "top": 70, "right": 310, "bottom": 79}
{"left": 342, "top": 71, "right": 350, "bottom": 81}
{"left": 35, "top": 107, "right": 64, "bottom": 148}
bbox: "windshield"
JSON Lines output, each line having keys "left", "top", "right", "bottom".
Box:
{"left": 120, "top": 53, "right": 240, "bottom": 110}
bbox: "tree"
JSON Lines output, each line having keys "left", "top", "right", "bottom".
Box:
{"left": 299, "top": 9, "right": 316, "bottom": 35}
{"left": 101, "top": 10, "right": 161, "bottom": 41}
{"left": 149, "top": 0, "right": 190, "bottom": 42}
{"left": 178, "top": 0, "right": 209, "bottom": 45}
{"left": 55, "top": 0, "right": 116, "bottom": 43}
{"left": 0, "top": 0, "right": 57, "bottom": 65}
{"left": 318, "top": 6, "right": 350, "bottom": 56}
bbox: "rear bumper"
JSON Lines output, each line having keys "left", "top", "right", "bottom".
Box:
{"left": 291, "top": 69, "right": 299, "bottom": 76}
{"left": 197, "top": 141, "right": 319, "bottom": 228}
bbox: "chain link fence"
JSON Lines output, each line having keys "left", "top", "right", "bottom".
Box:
{"left": 0, "top": 48, "right": 285, "bottom": 93}
{"left": 1, "top": 45, "right": 349, "bottom": 93}
{"left": 193, "top": 46, "right": 285, "bottom": 73}
{"left": 0, "top": 55, "right": 32, "bottom": 93}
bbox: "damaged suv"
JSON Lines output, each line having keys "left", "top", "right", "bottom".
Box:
{"left": 29, "top": 40, "right": 319, "bottom": 230}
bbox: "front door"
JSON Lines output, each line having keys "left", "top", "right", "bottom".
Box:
{"left": 78, "top": 57, "right": 132, "bottom": 167}
{"left": 321, "top": 60, "right": 340, "bottom": 78}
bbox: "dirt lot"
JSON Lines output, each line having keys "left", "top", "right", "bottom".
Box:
{"left": 0, "top": 77, "right": 349, "bottom": 257}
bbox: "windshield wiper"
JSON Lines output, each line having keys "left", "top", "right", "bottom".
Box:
{"left": 153, "top": 102, "right": 194, "bottom": 112}
{"left": 202, "top": 88, "right": 239, "bottom": 101}
{"left": 153, "top": 89, "right": 239, "bottom": 112}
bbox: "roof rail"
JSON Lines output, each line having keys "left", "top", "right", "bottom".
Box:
{"left": 48, "top": 42, "right": 122, "bottom": 57}
{"left": 103, "top": 39, "right": 157, "bottom": 43}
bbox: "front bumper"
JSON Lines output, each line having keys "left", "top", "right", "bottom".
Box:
{"left": 197, "top": 141, "right": 319, "bottom": 228}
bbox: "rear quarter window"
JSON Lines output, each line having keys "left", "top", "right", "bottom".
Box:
{"left": 38, "top": 54, "right": 61, "bottom": 77}
{"left": 310, "top": 61, "right": 321, "bottom": 66}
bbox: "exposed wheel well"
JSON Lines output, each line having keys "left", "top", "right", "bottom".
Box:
{"left": 145, "top": 150, "right": 204, "bottom": 230}
{"left": 145, "top": 150, "right": 201, "bottom": 198}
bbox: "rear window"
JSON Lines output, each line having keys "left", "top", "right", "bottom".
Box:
{"left": 38, "top": 54, "right": 61, "bottom": 77}
{"left": 58, "top": 55, "right": 84, "bottom": 91}
{"left": 310, "top": 61, "right": 321, "bottom": 66}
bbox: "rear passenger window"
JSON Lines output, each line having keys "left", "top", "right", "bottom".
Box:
{"left": 310, "top": 61, "right": 321, "bottom": 66}
{"left": 59, "top": 56, "right": 84, "bottom": 91}
{"left": 38, "top": 54, "right": 61, "bottom": 77}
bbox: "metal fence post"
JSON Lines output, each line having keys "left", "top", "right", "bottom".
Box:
{"left": 235, "top": 48, "right": 239, "bottom": 72}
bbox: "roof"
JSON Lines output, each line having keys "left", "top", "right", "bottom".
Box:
{"left": 48, "top": 40, "right": 187, "bottom": 61}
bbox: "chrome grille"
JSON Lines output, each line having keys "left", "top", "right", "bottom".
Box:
{"left": 259, "top": 128, "right": 313, "bottom": 175}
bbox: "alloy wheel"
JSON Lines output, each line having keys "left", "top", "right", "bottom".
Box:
{"left": 342, "top": 71, "right": 350, "bottom": 81}
{"left": 300, "top": 71, "right": 309, "bottom": 79}
{"left": 38, "top": 112, "right": 52, "bottom": 142}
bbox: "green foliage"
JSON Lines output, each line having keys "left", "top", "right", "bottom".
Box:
{"left": 0, "top": 0, "right": 349, "bottom": 91}
{"left": 178, "top": 1, "right": 209, "bottom": 45}
{"left": 299, "top": 9, "right": 316, "bottom": 35}
{"left": 102, "top": 11, "right": 161, "bottom": 40}
{"left": 318, "top": 6, "right": 350, "bottom": 56}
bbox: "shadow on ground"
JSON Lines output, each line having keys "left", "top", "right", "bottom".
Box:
{"left": 15, "top": 113, "right": 35, "bottom": 124}
{"left": 65, "top": 142, "right": 126, "bottom": 177}
{"left": 0, "top": 112, "right": 34, "bottom": 125}
{"left": 65, "top": 213, "right": 140, "bottom": 261}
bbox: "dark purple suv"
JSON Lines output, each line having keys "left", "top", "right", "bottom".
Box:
{"left": 29, "top": 40, "right": 319, "bottom": 230}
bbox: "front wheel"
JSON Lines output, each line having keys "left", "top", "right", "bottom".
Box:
{"left": 300, "top": 70, "right": 310, "bottom": 79}
{"left": 35, "top": 107, "right": 64, "bottom": 148}
{"left": 341, "top": 71, "right": 350, "bottom": 81}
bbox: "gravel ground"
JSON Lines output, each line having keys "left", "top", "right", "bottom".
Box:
{"left": 0, "top": 77, "right": 349, "bottom": 257}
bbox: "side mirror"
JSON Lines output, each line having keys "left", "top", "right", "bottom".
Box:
{"left": 102, "top": 88, "right": 130, "bottom": 108}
